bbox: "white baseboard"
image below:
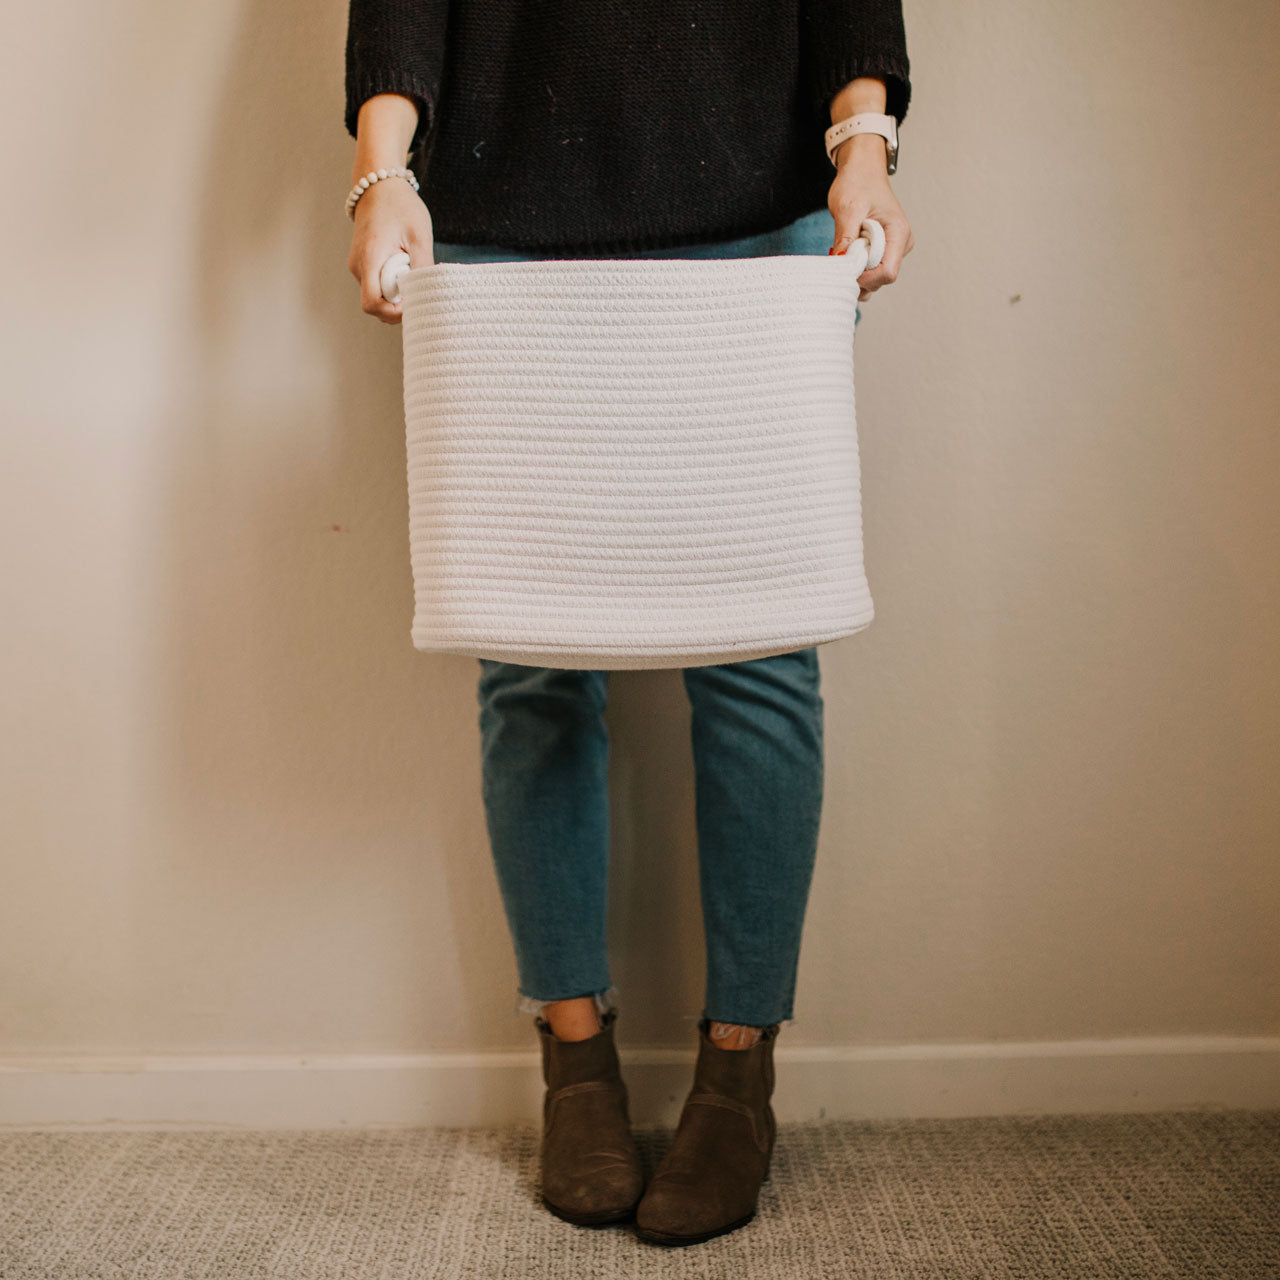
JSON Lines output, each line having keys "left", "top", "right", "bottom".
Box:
{"left": 2, "top": 1036, "right": 1276, "bottom": 1130}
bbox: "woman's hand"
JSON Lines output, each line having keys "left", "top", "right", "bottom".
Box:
{"left": 348, "top": 176, "right": 436, "bottom": 325}
{"left": 828, "top": 133, "right": 914, "bottom": 302}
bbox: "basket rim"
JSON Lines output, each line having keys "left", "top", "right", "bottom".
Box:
{"left": 399, "top": 252, "right": 861, "bottom": 287}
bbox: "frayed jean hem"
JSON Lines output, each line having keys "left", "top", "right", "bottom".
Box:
{"left": 514, "top": 985, "right": 619, "bottom": 1019}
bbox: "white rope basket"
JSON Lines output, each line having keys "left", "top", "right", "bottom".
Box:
{"left": 382, "top": 220, "right": 884, "bottom": 670}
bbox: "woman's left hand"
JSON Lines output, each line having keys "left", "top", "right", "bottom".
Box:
{"left": 828, "top": 133, "right": 914, "bottom": 302}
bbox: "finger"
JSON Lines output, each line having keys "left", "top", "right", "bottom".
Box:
{"left": 358, "top": 249, "right": 402, "bottom": 321}
{"left": 857, "top": 216, "right": 908, "bottom": 291}
{"left": 359, "top": 285, "right": 402, "bottom": 322}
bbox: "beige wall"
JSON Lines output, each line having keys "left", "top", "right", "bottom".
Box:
{"left": 2, "top": 0, "right": 1278, "bottom": 1083}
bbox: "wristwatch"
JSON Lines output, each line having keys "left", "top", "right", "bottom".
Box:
{"left": 825, "top": 111, "right": 899, "bottom": 175}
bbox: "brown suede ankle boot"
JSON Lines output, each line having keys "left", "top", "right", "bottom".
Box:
{"left": 633, "top": 1017, "right": 780, "bottom": 1246}
{"left": 536, "top": 1007, "right": 645, "bottom": 1226}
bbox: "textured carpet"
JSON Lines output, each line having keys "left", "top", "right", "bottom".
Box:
{"left": 2, "top": 1110, "right": 1277, "bottom": 1278}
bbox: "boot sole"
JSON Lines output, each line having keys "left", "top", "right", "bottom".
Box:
{"left": 633, "top": 1209, "right": 757, "bottom": 1247}
{"left": 541, "top": 1194, "right": 640, "bottom": 1227}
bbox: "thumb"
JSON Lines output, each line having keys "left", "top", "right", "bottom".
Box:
{"left": 405, "top": 201, "right": 436, "bottom": 268}
{"left": 406, "top": 227, "right": 436, "bottom": 269}
{"left": 829, "top": 202, "right": 869, "bottom": 256}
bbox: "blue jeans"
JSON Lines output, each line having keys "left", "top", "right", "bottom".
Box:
{"left": 434, "top": 208, "right": 859, "bottom": 1027}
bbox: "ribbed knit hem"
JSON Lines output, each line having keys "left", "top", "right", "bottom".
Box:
{"left": 344, "top": 70, "right": 438, "bottom": 154}
{"left": 810, "top": 51, "right": 912, "bottom": 126}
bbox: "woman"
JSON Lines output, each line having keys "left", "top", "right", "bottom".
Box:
{"left": 344, "top": 1, "right": 913, "bottom": 1247}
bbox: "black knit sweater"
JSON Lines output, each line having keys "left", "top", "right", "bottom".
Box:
{"left": 345, "top": 1, "right": 911, "bottom": 255}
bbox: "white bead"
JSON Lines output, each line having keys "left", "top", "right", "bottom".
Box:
{"left": 344, "top": 167, "right": 421, "bottom": 221}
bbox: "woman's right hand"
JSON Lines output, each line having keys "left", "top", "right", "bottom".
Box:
{"left": 347, "top": 176, "right": 436, "bottom": 325}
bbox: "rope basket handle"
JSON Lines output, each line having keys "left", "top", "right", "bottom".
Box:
{"left": 379, "top": 217, "right": 885, "bottom": 303}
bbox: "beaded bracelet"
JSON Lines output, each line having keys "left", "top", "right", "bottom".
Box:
{"left": 345, "top": 167, "right": 421, "bottom": 220}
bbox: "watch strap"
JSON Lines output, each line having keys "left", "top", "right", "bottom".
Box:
{"left": 825, "top": 111, "right": 899, "bottom": 174}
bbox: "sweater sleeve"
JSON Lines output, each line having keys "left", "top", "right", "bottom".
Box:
{"left": 344, "top": 0, "right": 450, "bottom": 155}
{"left": 799, "top": 0, "right": 912, "bottom": 127}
